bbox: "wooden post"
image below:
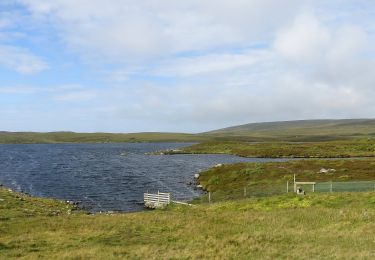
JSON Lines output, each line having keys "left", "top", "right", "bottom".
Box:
{"left": 244, "top": 187, "right": 247, "bottom": 197}
{"left": 293, "top": 174, "right": 296, "bottom": 192}
{"left": 208, "top": 192, "right": 211, "bottom": 204}
{"left": 286, "top": 181, "right": 289, "bottom": 193}
{"left": 330, "top": 182, "right": 333, "bottom": 193}
{"left": 313, "top": 184, "right": 315, "bottom": 192}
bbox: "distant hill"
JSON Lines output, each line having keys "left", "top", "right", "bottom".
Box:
{"left": 2, "top": 119, "right": 375, "bottom": 144}
{"left": 204, "top": 119, "right": 375, "bottom": 141}
{"left": 0, "top": 132, "right": 207, "bottom": 144}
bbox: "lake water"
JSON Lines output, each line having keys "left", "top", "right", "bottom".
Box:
{"left": 0, "top": 143, "right": 288, "bottom": 212}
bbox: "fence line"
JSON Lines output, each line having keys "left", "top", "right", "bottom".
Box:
{"left": 315, "top": 180, "right": 375, "bottom": 193}
{"left": 205, "top": 180, "right": 375, "bottom": 204}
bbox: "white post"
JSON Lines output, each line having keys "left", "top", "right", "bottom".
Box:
{"left": 158, "top": 190, "right": 160, "bottom": 203}
{"left": 208, "top": 192, "right": 211, "bottom": 203}
{"left": 293, "top": 174, "right": 296, "bottom": 192}
{"left": 313, "top": 184, "right": 315, "bottom": 192}
{"left": 330, "top": 182, "right": 333, "bottom": 193}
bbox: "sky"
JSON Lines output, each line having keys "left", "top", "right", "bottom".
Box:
{"left": 1, "top": 0, "right": 375, "bottom": 133}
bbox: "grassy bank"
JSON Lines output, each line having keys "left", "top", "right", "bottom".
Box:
{"left": 174, "top": 139, "right": 375, "bottom": 158}
{"left": 194, "top": 158, "right": 375, "bottom": 203}
{"left": 1, "top": 187, "right": 375, "bottom": 259}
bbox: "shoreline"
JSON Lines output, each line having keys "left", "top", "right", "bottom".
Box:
{"left": 153, "top": 149, "right": 375, "bottom": 159}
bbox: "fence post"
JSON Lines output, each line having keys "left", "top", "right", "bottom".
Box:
{"left": 313, "top": 184, "right": 315, "bottom": 192}
{"left": 208, "top": 191, "right": 211, "bottom": 204}
{"left": 330, "top": 182, "right": 333, "bottom": 193}
{"left": 244, "top": 187, "right": 247, "bottom": 197}
{"left": 286, "top": 181, "right": 289, "bottom": 193}
{"left": 158, "top": 190, "right": 160, "bottom": 203}
{"left": 293, "top": 174, "right": 296, "bottom": 192}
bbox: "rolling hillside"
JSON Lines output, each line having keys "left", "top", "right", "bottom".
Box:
{"left": 2, "top": 119, "right": 375, "bottom": 144}
{"left": 205, "top": 119, "right": 375, "bottom": 141}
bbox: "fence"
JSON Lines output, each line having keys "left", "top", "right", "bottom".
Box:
{"left": 201, "top": 183, "right": 287, "bottom": 203}
{"left": 201, "top": 180, "right": 375, "bottom": 204}
{"left": 315, "top": 181, "right": 375, "bottom": 192}
{"left": 144, "top": 191, "right": 171, "bottom": 208}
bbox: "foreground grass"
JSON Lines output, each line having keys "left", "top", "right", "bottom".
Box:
{"left": 1, "top": 187, "right": 375, "bottom": 259}
{"left": 175, "top": 139, "right": 375, "bottom": 158}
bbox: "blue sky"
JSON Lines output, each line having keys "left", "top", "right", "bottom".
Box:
{"left": 1, "top": 1, "right": 375, "bottom": 133}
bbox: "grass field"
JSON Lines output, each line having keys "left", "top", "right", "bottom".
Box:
{"left": 173, "top": 139, "right": 375, "bottom": 158}
{"left": 194, "top": 158, "right": 375, "bottom": 203}
{"left": 1, "top": 187, "right": 375, "bottom": 259}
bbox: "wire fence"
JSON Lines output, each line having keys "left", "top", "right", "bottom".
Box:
{"left": 201, "top": 180, "right": 375, "bottom": 204}
{"left": 315, "top": 181, "right": 375, "bottom": 192}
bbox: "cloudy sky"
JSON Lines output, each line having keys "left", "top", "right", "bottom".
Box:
{"left": 1, "top": 1, "right": 375, "bottom": 133}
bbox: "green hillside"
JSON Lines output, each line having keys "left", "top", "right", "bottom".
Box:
{"left": 205, "top": 119, "right": 375, "bottom": 141}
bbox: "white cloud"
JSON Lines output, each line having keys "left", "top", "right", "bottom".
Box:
{"left": 0, "top": 86, "right": 43, "bottom": 94}
{"left": 0, "top": 84, "right": 84, "bottom": 95}
{"left": 274, "top": 13, "right": 370, "bottom": 67}
{"left": 274, "top": 14, "right": 331, "bottom": 64}
{"left": 19, "top": 0, "right": 303, "bottom": 62}
{"left": 273, "top": 12, "right": 375, "bottom": 88}
{"left": 0, "top": 45, "right": 48, "bottom": 74}
{"left": 154, "top": 50, "right": 271, "bottom": 77}
{"left": 0, "top": 17, "right": 12, "bottom": 29}
{"left": 54, "top": 90, "right": 99, "bottom": 102}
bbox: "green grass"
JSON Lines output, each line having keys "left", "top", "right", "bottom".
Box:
{"left": 0, "top": 187, "right": 80, "bottom": 219}
{"left": 1, "top": 187, "right": 375, "bottom": 259}
{"left": 176, "top": 139, "right": 375, "bottom": 158}
{"left": 194, "top": 158, "right": 375, "bottom": 203}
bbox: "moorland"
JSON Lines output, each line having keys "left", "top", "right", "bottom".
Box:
{"left": 2, "top": 119, "right": 375, "bottom": 259}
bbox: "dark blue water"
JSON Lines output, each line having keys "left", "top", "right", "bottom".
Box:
{"left": 0, "top": 143, "right": 287, "bottom": 212}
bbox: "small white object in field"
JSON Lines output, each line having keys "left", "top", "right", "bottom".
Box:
{"left": 318, "top": 168, "right": 336, "bottom": 173}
